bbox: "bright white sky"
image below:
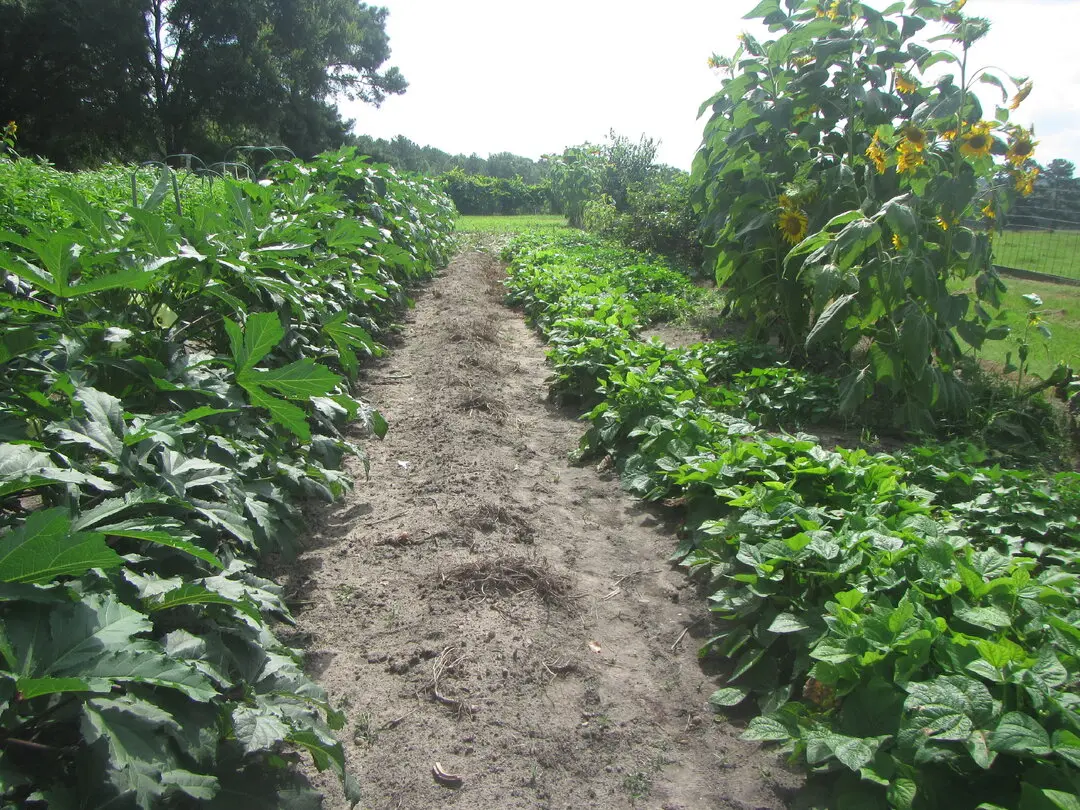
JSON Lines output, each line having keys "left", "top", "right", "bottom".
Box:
{"left": 338, "top": 0, "right": 1080, "bottom": 173}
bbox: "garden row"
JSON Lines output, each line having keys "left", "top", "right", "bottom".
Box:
{"left": 0, "top": 155, "right": 225, "bottom": 233}
{"left": 503, "top": 230, "right": 1080, "bottom": 810}
{"left": 0, "top": 148, "right": 455, "bottom": 807}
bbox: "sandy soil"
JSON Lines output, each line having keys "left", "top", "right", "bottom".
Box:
{"left": 281, "top": 250, "right": 800, "bottom": 809}
{"left": 638, "top": 324, "right": 707, "bottom": 349}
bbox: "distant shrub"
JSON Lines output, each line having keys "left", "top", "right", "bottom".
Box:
{"left": 583, "top": 175, "right": 703, "bottom": 273}
{"left": 441, "top": 168, "right": 549, "bottom": 215}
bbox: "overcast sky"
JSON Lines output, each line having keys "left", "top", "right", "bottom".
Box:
{"left": 339, "top": 0, "right": 1080, "bottom": 172}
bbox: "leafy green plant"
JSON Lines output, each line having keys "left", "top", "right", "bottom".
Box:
{"left": 1002, "top": 293, "right": 1058, "bottom": 397}
{"left": 440, "top": 168, "right": 549, "bottom": 215}
{"left": 583, "top": 174, "right": 704, "bottom": 272}
{"left": 504, "top": 228, "right": 1080, "bottom": 809}
{"left": 0, "top": 121, "right": 16, "bottom": 155}
{"left": 546, "top": 146, "right": 604, "bottom": 228}
{"left": 0, "top": 145, "right": 454, "bottom": 806}
{"left": 693, "top": 0, "right": 1042, "bottom": 429}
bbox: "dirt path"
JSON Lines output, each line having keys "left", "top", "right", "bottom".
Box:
{"left": 285, "top": 251, "right": 799, "bottom": 809}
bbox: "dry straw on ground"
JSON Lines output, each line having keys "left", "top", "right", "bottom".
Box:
{"left": 440, "top": 555, "right": 570, "bottom": 605}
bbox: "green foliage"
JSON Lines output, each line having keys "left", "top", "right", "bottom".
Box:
{"left": 1, "top": 0, "right": 406, "bottom": 166}
{"left": 598, "top": 131, "right": 660, "bottom": 212}
{"left": 548, "top": 131, "right": 662, "bottom": 229}
{"left": 547, "top": 146, "right": 605, "bottom": 228}
{"left": 504, "top": 229, "right": 1080, "bottom": 810}
{"left": 351, "top": 135, "right": 549, "bottom": 185}
{"left": 0, "top": 159, "right": 224, "bottom": 235}
{"left": 0, "top": 146, "right": 454, "bottom": 806}
{"left": 1, "top": 121, "right": 16, "bottom": 156}
{"left": 548, "top": 131, "right": 701, "bottom": 271}
{"left": 456, "top": 216, "right": 568, "bottom": 238}
{"left": 583, "top": 172, "right": 704, "bottom": 271}
{"left": 692, "top": 0, "right": 1046, "bottom": 430}
{"left": 956, "top": 276, "right": 1080, "bottom": 383}
{"left": 440, "top": 168, "right": 550, "bottom": 215}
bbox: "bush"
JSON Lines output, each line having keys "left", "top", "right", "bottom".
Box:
{"left": 583, "top": 175, "right": 703, "bottom": 272}
{"left": 440, "top": 167, "right": 549, "bottom": 215}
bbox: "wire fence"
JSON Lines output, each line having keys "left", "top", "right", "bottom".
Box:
{"left": 996, "top": 205, "right": 1080, "bottom": 282}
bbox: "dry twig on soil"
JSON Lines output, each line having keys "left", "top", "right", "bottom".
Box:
{"left": 456, "top": 392, "right": 510, "bottom": 422}
{"left": 454, "top": 501, "right": 534, "bottom": 542}
{"left": 432, "top": 761, "right": 464, "bottom": 788}
{"left": 361, "top": 510, "right": 407, "bottom": 529}
{"left": 430, "top": 646, "right": 478, "bottom": 716}
{"left": 671, "top": 618, "right": 706, "bottom": 652}
{"left": 378, "top": 709, "right": 418, "bottom": 731}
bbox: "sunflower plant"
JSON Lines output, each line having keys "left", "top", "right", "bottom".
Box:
{"left": 1, "top": 120, "right": 16, "bottom": 154}
{"left": 693, "top": 0, "right": 1038, "bottom": 428}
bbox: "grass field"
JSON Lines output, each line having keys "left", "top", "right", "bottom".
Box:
{"left": 994, "top": 229, "right": 1080, "bottom": 280}
{"left": 951, "top": 275, "right": 1080, "bottom": 380}
{"left": 457, "top": 214, "right": 568, "bottom": 232}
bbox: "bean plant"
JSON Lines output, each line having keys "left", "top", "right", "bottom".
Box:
{"left": 504, "top": 230, "right": 1080, "bottom": 810}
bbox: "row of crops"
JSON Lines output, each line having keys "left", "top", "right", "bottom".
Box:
{"left": 503, "top": 231, "right": 1080, "bottom": 810}
{"left": 0, "top": 148, "right": 455, "bottom": 807}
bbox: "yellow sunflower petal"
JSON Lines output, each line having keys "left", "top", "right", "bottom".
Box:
{"left": 1010, "top": 80, "right": 1034, "bottom": 111}
{"left": 777, "top": 209, "right": 809, "bottom": 245}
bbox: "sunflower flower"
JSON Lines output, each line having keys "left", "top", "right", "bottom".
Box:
{"left": 901, "top": 125, "right": 927, "bottom": 151}
{"left": 959, "top": 122, "right": 994, "bottom": 159}
{"left": 826, "top": 0, "right": 841, "bottom": 20}
{"left": 942, "top": 0, "right": 967, "bottom": 22}
{"left": 936, "top": 216, "right": 952, "bottom": 231}
{"left": 865, "top": 134, "right": 887, "bottom": 174}
{"left": 892, "top": 234, "right": 904, "bottom": 251}
{"left": 1006, "top": 131, "right": 1037, "bottom": 167}
{"left": 896, "top": 74, "right": 918, "bottom": 95}
{"left": 777, "top": 208, "right": 809, "bottom": 245}
{"left": 896, "top": 142, "right": 924, "bottom": 173}
{"left": 941, "top": 129, "right": 958, "bottom": 141}
{"left": 1014, "top": 167, "right": 1040, "bottom": 196}
{"left": 1010, "top": 80, "right": 1033, "bottom": 111}
{"left": 982, "top": 202, "right": 995, "bottom": 220}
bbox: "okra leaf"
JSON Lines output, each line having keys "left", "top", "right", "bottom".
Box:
{"left": 0, "top": 508, "right": 122, "bottom": 584}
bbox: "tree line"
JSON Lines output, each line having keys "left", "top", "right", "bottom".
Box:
{"left": 0, "top": 0, "right": 406, "bottom": 168}
{"left": 348, "top": 134, "right": 550, "bottom": 185}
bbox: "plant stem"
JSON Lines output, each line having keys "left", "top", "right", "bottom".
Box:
{"left": 0, "top": 736, "right": 61, "bottom": 753}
